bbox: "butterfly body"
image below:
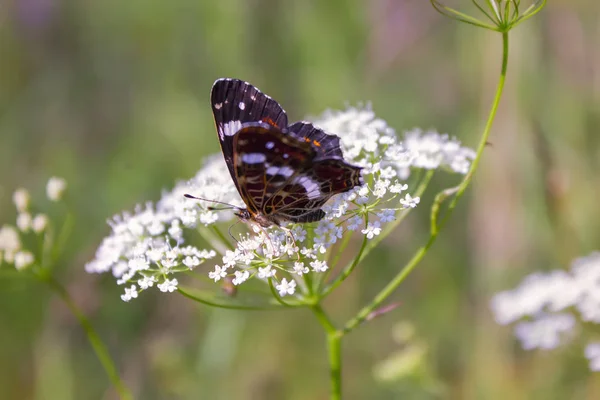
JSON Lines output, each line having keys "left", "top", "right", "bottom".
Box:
{"left": 211, "top": 78, "right": 363, "bottom": 227}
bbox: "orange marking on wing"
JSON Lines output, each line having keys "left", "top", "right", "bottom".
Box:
{"left": 312, "top": 140, "right": 321, "bottom": 147}
{"left": 261, "top": 117, "right": 278, "bottom": 127}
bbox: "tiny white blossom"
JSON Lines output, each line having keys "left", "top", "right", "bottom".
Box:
{"left": 32, "top": 214, "right": 48, "bottom": 233}
{"left": 389, "top": 182, "right": 408, "bottom": 193}
{"left": 209, "top": 265, "right": 228, "bottom": 282}
{"left": 16, "top": 213, "right": 32, "bottom": 232}
{"left": 346, "top": 216, "right": 363, "bottom": 231}
{"left": 258, "top": 264, "right": 276, "bottom": 279}
{"left": 121, "top": 285, "right": 139, "bottom": 302}
{"left": 372, "top": 179, "right": 390, "bottom": 198}
{"left": 276, "top": 278, "right": 296, "bottom": 296}
{"left": 138, "top": 275, "right": 157, "bottom": 289}
{"left": 13, "top": 188, "right": 30, "bottom": 212}
{"left": 310, "top": 259, "right": 328, "bottom": 273}
{"left": 183, "top": 256, "right": 201, "bottom": 269}
{"left": 361, "top": 221, "right": 382, "bottom": 239}
{"left": 514, "top": 313, "right": 575, "bottom": 350}
{"left": 158, "top": 278, "right": 178, "bottom": 292}
{"left": 232, "top": 270, "right": 250, "bottom": 285}
{"left": 293, "top": 261, "right": 309, "bottom": 275}
{"left": 400, "top": 194, "right": 420, "bottom": 209}
{"left": 14, "top": 251, "right": 35, "bottom": 270}
{"left": 585, "top": 343, "right": 600, "bottom": 371}
{"left": 0, "top": 225, "right": 21, "bottom": 253}
{"left": 46, "top": 177, "right": 67, "bottom": 201}
{"left": 377, "top": 209, "right": 396, "bottom": 223}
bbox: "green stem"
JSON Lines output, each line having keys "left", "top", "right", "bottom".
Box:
{"left": 311, "top": 304, "right": 342, "bottom": 400}
{"left": 40, "top": 273, "right": 133, "bottom": 400}
{"left": 322, "top": 215, "right": 369, "bottom": 297}
{"left": 344, "top": 31, "right": 510, "bottom": 334}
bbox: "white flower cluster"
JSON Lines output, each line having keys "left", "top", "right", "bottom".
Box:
{"left": 0, "top": 178, "right": 66, "bottom": 271}
{"left": 84, "top": 157, "right": 233, "bottom": 301}
{"left": 491, "top": 251, "right": 600, "bottom": 371}
{"left": 87, "top": 106, "right": 475, "bottom": 301}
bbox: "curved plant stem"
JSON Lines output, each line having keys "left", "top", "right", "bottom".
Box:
{"left": 343, "top": 31, "right": 510, "bottom": 335}
{"left": 311, "top": 304, "right": 342, "bottom": 400}
{"left": 40, "top": 273, "right": 133, "bottom": 400}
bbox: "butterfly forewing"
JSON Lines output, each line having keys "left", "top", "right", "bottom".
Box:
{"left": 211, "top": 78, "right": 289, "bottom": 190}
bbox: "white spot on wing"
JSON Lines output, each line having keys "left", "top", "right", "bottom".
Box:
{"left": 294, "top": 176, "right": 321, "bottom": 199}
{"left": 239, "top": 102, "right": 245, "bottom": 110}
{"left": 222, "top": 120, "right": 242, "bottom": 137}
{"left": 214, "top": 102, "right": 222, "bottom": 110}
{"left": 266, "top": 141, "right": 275, "bottom": 149}
{"left": 241, "top": 153, "right": 267, "bottom": 164}
{"left": 266, "top": 165, "right": 294, "bottom": 178}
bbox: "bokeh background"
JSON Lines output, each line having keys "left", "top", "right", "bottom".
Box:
{"left": 1, "top": 0, "right": 600, "bottom": 399}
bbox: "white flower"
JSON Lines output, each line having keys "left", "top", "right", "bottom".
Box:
{"left": 514, "top": 313, "right": 575, "bottom": 350}
{"left": 585, "top": 343, "right": 600, "bottom": 371}
{"left": 158, "top": 278, "right": 178, "bottom": 292}
{"left": 389, "top": 182, "right": 408, "bottom": 193}
{"left": 400, "top": 194, "right": 420, "bottom": 209}
{"left": 361, "top": 222, "right": 382, "bottom": 239}
{"left": 16, "top": 213, "right": 32, "bottom": 232}
{"left": 372, "top": 179, "right": 390, "bottom": 198}
{"left": 13, "top": 188, "right": 30, "bottom": 212}
{"left": 32, "top": 214, "right": 48, "bottom": 233}
{"left": 46, "top": 177, "right": 67, "bottom": 201}
{"left": 293, "top": 261, "right": 309, "bottom": 275}
{"left": 276, "top": 278, "right": 296, "bottom": 296}
{"left": 138, "top": 276, "right": 157, "bottom": 289}
{"left": 402, "top": 128, "right": 475, "bottom": 174}
{"left": 346, "top": 216, "right": 363, "bottom": 231}
{"left": 258, "top": 264, "right": 276, "bottom": 279}
{"left": 0, "top": 225, "right": 21, "bottom": 253}
{"left": 14, "top": 251, "right": 35, "bottom": 270}
{"left": 209, "top": 265, "right": 228, "bottom": 282}
{"left": 377, "top": 209, "right": 395, "bottom": 223}
{"left": 310, "top": 260, "right": 328, "bottom": 273}
{"left": 121, "top": 285, "right": 139, "bottom": 302}
{"left": 183, "top": 256, "right": 201, "bottom": 269}
{"left": 232, "top": 270, "right": 250, "bottom": 285}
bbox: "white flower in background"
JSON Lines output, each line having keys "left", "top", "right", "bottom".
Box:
{"left": 585, "top": 343, "right": 600, "bottom": 371}
{"left": 87, "top": 106, "right": 474, "bottom": 301}
{"left": 32, "top": 214, "right": 48, "bottom": 234}
{"left": 46, "top": 177, "right": 67, "bottom": 201}
{"left": 13, "top": 189, "right": 30, "bottom": 212}
{"left": 16, "top": 213, "right": 32, "bottom": 232}
{"left": 0, "top": 225, "right": 21, "bottom": 255}
{"left": 14, "top": 251, "right": 34, "bottom": 270}
{"left": 491, "top": 251, "right": 600, "bottom": 371}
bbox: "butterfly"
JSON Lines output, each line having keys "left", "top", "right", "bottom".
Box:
{"left": 205, "top": 78, "right": 363, "bottom": 228}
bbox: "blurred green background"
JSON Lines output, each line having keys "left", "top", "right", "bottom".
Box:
{"left": 1, "top": 0, "right": 600, "bottom": 399}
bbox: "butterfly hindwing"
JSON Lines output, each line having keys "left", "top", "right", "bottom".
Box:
{"left": 288, "top": 121, "right": 344, "bottom": 158}
{"left": 233, "top": 122, "right": 362, "bottom": 225}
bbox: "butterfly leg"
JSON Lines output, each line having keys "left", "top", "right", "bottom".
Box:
{"left": 280, "top": 226, "right": 300, "bottom": 261}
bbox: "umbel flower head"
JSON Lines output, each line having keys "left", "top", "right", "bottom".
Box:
{"left": 86, "top": 106, "right": 475, "bottom": 302}
{"left": 0, "top": 177, "right": 67, "bottom": 271}
{"left": 491, "top": 251, "right": 600, "bottom": 371}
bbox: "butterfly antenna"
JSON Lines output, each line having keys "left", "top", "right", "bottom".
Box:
{"left": 184, "top": 193, "right": 239, "bottom": 209}
{"left": 228, "top": 219, "right": 242, "bottom": 245}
